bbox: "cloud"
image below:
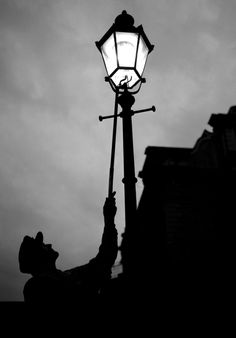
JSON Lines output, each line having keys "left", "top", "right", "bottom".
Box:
{"left": 1, "top": 0, "right": 236, "bottom": 301}
{"left": 134, "top": 0, "right": 220, "bottom": 25}
{"left": 198, "top": 32, "right": 220, "bottom": 54}
{"left": 0, "top": 0, "right": 118, "bottom": 300}
{"left": 0, "top": 98, "right": 113, "bottom": 298}
{"left": 177, "top": 0, "right": 220, "bottom": 23}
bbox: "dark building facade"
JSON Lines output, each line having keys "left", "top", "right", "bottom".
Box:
{"left": 102, "top": 107, "right": 236, "bottom": 316}
{"left": 134, "top": 106, "right": 236, "bottom": 307}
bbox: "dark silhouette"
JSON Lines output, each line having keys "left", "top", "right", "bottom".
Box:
{"left": 131, "top": 107, "right": 236, "bottom": 313}
{"left": 18, "top": 192, "right": 118, "bottom": 306}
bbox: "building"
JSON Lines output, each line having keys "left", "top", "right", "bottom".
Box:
{"left": 133, "top": 106, "right": 236, "bottom": 307}
{"left": 103, "top": 106, "right": 236, "bottom": 311}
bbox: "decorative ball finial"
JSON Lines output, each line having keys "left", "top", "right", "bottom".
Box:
{"left": 115, "top": 10, "right": 135, "bottom": 28}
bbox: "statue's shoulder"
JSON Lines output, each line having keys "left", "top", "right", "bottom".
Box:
{"left": 23, "top": 272, "right": 67, "bottom": 302}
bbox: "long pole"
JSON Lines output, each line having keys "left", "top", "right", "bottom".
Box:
{"left": 108, "top": 91, "right": 119, "bottom": 197}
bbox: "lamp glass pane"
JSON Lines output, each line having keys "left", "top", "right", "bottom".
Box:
{"left": 111, "top": 69, "right": 139, "bottom": 88}
{"left": 101, "top": 33, "right": 117, "bottom": 75}
{"left": 136, "top": 36, "right": 149, "bottom": 76}
{"left": 116, "top": 32, "right": 138, "bottom": 67}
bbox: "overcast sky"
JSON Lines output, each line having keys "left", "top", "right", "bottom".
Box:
{"left": 0, "top": 0, "right": 236, "bottom": 301}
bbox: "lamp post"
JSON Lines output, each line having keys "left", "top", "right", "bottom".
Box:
{"left": 96, "top": 10, "right": 155, "bottom": 276}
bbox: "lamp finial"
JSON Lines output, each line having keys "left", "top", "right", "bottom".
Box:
{"left": 115, "top": 10, "right": 135, "bottom": 28}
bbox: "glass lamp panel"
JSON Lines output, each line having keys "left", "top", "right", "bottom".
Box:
{"left": 136, "top": 36, "right": 149, "bottom": 76}
{"left": 116, "top": 32, "right": 138, "bottom": 68}
{"left": 111, "top": 69, "right": 140, "bottom": 88}
{"left": 101, "top": 33, "right": 117, "bottom": 76}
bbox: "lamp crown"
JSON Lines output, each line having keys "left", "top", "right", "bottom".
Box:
{"left": 115, "top": 10, "right": 135, "bottom": 29}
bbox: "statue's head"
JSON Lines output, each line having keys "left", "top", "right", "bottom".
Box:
{"left": 19, "top": 232, "right": 59, "bottom": 275}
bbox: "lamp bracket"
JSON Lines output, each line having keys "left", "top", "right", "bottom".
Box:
{"left": 99, "top": 105, "right": 156, "bottom": 122}
{"left": 104, "top": 77, "right": 146, "bottom": 94}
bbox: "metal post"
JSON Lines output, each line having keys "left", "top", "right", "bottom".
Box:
{"left": 118, "top": 89, "right": 137, "bottom": 275}
{"left": 98, "top": 86, "right": 155, "bottom": 277}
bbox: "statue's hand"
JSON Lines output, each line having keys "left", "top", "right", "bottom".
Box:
{"left": 103, "top": 191, "right": 117, "bottom": 223}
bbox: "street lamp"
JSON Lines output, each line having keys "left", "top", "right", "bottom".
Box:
{"left": 96, "top": 10, "right": 154, "bottom": 92}
{"left": 96, "top": 10, "right": 155, "bottom": 275}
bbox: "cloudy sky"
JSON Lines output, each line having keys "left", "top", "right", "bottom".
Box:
{"left": 0, "top": 0, "right": 236, "bottom": 301}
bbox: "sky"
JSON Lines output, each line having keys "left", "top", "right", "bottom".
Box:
{"left": 0, "top": 0, "right": 236, "bottom": 301}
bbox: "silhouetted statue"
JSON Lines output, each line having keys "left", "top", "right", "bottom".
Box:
{"left": 18, "top": 193, "right": 118, "bottom": 306}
